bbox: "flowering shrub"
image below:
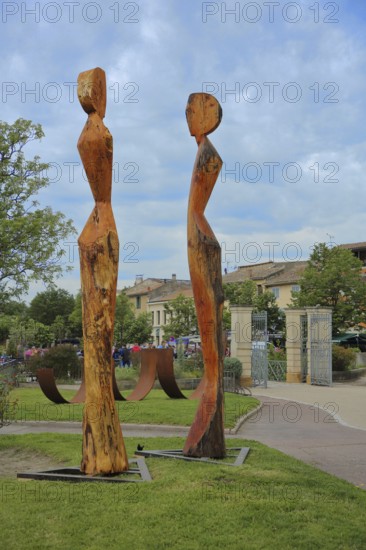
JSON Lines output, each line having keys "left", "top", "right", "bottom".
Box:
{"left": 267, "top": 343, "right": 286, "bottom": 362}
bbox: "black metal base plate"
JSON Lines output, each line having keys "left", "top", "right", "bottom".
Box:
{"left": 135, "top": 447, "right": 250, "bottom": 466}
{"left": 17, "top": 458, "right": 151, "bottom": 483}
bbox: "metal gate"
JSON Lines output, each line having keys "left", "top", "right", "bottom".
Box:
{"left": 223, "top": 370, "right": 236, "bottom": 392}
{"left": 300, "top": 314, "right": 308, "bottom": 382}
{"left": 251, "top": 311, "right": 268, "bottom": 388}
{"left": 309, "top": 313, "right": 332, "bottom": 386}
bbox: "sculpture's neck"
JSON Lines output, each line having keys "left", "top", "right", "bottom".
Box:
{"left": 188, "top": 135, "right": 222, "bottom": 218}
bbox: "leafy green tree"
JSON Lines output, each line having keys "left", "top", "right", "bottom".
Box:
{"left": 0, "top": 315, "right": 13, "bottom": 344}
{"left": 223, "top": 305, "right": 231, "bottom": 331}
{"left": 123, "top": 312, "right": 153, "bottom": 345}
{"left": 291, "top": 243, "right": 366, "bottom": 334}
{"left": 223, "top": 280, "right": 257, "bottom": 306}
{"left": 224, "top": 281, "right": 284, "bottom": 333}
{"left": 7, "top": 318, "right": 54, "bottom": 351}
{"left": 256, "top": 290, "right": 285, "bottom": 333}
{"left": 51, "top": 315, "right": 69, "bottom": 342}
{"left": 163, "top": 294, "right": 198, "bottom": 339}
{"left": 68, "top": 291, "right": 83, "bottom": 337}
{"left": 29, "top": 288, "right": 75, "bottom": 326}
{"left": 1, "top": 300, "right": 28, "bottom": 317}
{"left": 0, "top": 118, "right": 76, "bottom": 303}
{"left": 114, "top": 292, "right": 136, "bottom": 345}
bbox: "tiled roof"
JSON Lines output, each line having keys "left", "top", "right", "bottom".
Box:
{"left": 223, "top": 261, "right": 286, "bottom": 283}
{"left": 264, "top": 261, "right": 307, "bottom": 286}
{"left": 149, "top": 287, "right": 193, "bottom": 303}
{"left": 124, "top": 278, "right": 165, "bottom": 297}
{"left": 149, "top": 281, "right": 192, "bottom": 303}
{"left": 339, "top": 242, "right": 366, "bottom": 250}
{"left": 223, "top": 261, "right": 307, "bottom": 286}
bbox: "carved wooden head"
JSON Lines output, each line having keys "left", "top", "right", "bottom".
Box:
{"left": 77, "top": 67, "right": 106, "bottom": 118}
{"left": 186, "top": 93, "right": 222, "bottom": 138}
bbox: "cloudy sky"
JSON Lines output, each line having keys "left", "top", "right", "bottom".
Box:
{"left": 1, "top": 0, "right": 366, "bottom": 300}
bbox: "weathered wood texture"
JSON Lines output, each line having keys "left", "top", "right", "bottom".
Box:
{"left": 77, "top": 67, "right": 128, "bottom": 474}
{"left": 183, "top": 93, "right": 226, "bottom": 458}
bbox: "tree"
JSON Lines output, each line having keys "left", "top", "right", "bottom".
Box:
{"left": 224, "top": 281, "right": 284, "bottom": 333}
{"left": 114, "top": 291, "right": 136, "bottom": 344}
{"left": 123, "top": 312, "right": 153, "bottom": 345}
{"left": 0, "top": 315, "right": 13, "bottom": 344}
{"left": 291, "top": 243, "right": 366, "bottom": 334}
{"left": 51, "top": 315, "right": 69, "bottom": 342}
{"left": 223, "top": 280, "right": 257, "bottom": 306}
{"left": 223, "top": 305, "right": 231, "bottom": 331}
{"left": 0, "top": 118, "right": 76, "bottom": 302}
{"left": 8, "top": 318, "right": 54, "bottom": 349}
{"left": 68, "top": 291, "right": 83, "bottom": 337}
{"left": 256, "top": 290, "right": 285, "bottom": 333}
{"left": 29, "top": 288, "right": 75, "bottom": 326}
{"left": 1, "top": 300, "right": 28, "bottom": 317}
{"left": 163, "top": 294, "right": 198, "bottom": 339}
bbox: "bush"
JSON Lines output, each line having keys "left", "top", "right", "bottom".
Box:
{"left": 0, "top": 373, "right": 17, "bottom": 428}
{"left": 224, "top": 357, "right": 242, "bottom": 381}
{"left": 179, "top": 351, "right": 204, "bottom": 374}
{"left": 267, "top": 343, "right": 286, "bottom": 361}
{"left": 28, "top": 344, "right": 82, "bottom": 380}
{"left": 332, "top": 345, "right": 357, "bottom": 372}
{"left": 114, "top": 367, "right": 138, "bottom": 381}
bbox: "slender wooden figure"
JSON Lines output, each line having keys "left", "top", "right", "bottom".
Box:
{"left": 183, "top": 93, "right": 226, "bottom": 458}
{"left": 77, "top": 67, "right": 128, "bottom": 475}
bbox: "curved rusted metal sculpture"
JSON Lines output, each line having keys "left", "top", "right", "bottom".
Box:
{"left": 183, "top": 93, "right": 226, "bottom": 459}
{"left": 112, "top": 350, "right": 157, "bottom": 401}
{"left": 37, "top": 368, "right": 86, "bottom": 404}
{"left": 156, "top": 349, "right": 187, "bottom": 399}
{"left": 37, "top": 366, "right": 125, "bottom": 405}
{"left": 37, "top": 349, "right": 192, "bottom": 404}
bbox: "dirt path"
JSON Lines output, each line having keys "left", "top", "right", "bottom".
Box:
{"left": 0, "top": 448, "right": 63, "bottom": 478}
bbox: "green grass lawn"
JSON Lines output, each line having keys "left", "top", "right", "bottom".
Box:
{"left": 0, "top": 434, "right": 365, "bottom": 549}
{"left": 9, "top": 388, "right": 259, "bottom": 428}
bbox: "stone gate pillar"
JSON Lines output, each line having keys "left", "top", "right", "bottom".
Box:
{"left": 230, "top": 306, "right": 253, "bottom": 386}
{"left": 285, "top": 308, "right": 306, "bottom": 383}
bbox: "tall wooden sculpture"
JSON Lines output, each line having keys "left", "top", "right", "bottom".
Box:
{"left": 77, "top": 67, "right": 128, "bottom": 475}
{"left": 183, "top": 93, "right": 226, "bottom": 458}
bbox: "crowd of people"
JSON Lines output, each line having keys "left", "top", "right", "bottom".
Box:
{"left": 112, "top": 341, "right": 178, "bottom": 367}
{"left": 20, "top": 339, "right": 229, "bottom": 368}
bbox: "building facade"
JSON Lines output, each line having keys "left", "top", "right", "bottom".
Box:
{"left": 124, "top": 274, "right": 193, "bottom": 345}
{"left": 223, "top": 260, "right": 308, "bottom": 309}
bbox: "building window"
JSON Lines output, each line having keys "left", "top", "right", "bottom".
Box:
{"left": 271, "top": 287, "right": 280, "bottom": 299}
{"left": 151, "top": 311, "right": 154, "bottom": 325}
{"left": 164, "top": 311, "right": 167, "bottom": 325}
{"left": 157, "top": 311, "right": 161, "bottom": 325}
{"left": 257, "top": 285, "right": 263, "bottom": 295}
{"left": 136, "top": 296, "right": 141, "bottom": 309}
{"left": 292, "top": 285, "right": 300, "bottom": 293}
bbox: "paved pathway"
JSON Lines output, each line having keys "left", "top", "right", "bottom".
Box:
{"left": 250, "top": 381, "right": 366, "bottom": 431}
{"left": 237, "top": 394, "right": 366, "bottom": 488}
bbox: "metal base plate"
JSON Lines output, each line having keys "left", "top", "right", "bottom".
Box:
{"left": 136, "top": 447, "right": 250, "bottom": 466}
{"left": 17, "top": 458, "right": 152, "bottom": 483}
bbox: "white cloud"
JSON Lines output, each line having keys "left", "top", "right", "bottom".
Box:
{"left": 1, "top": 1, "right": 366, "bottom": 300}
